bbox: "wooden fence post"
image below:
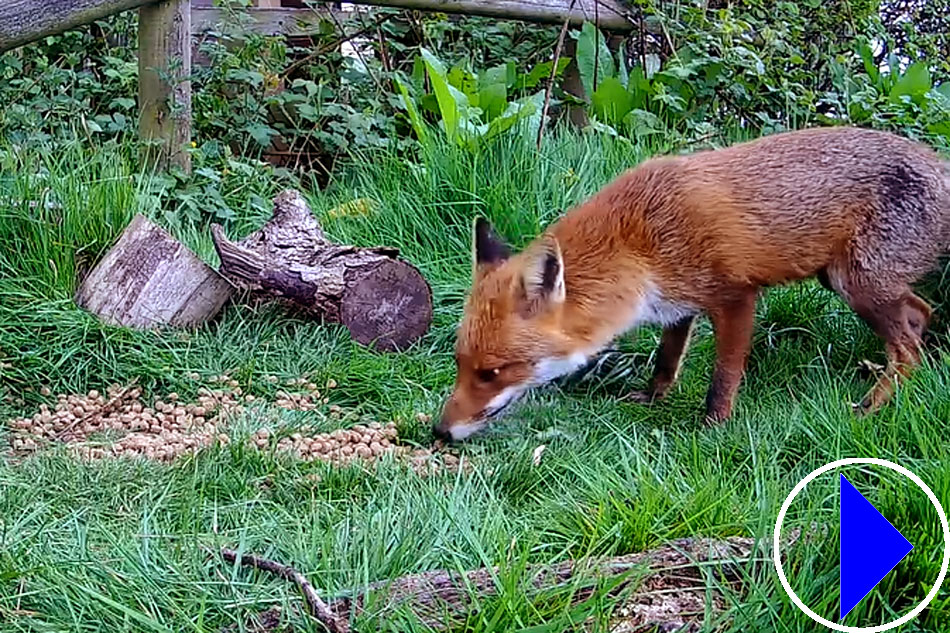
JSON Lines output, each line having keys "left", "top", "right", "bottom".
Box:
{"left": 138, "top": 0, "right": 192, "bottom": 173}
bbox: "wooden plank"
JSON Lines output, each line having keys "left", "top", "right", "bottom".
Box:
{"left": 139, "top": 0, "right": 192, "bottom": 173}
{"left": 192, "top": 0, "right": 636, "bottom": 36}
{"left": 192, "top": 6, "right": 342, "bottom": 36}
{"left": 0, "top": 0, "right": 153, "bottom": 52}
{"left": 348, "top": 0, "right": 635, "bottom": 31}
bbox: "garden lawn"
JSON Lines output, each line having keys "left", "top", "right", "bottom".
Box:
{"left": 1, "top": 128, "right": 949, "bottom": 632}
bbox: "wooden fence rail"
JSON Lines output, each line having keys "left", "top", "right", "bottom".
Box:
{"left": 0, "top": 0, "right": 635, "bottom": 172}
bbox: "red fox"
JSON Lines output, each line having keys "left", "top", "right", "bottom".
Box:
{"left": 434, "top": 126, "right": 950, "bottom": 442}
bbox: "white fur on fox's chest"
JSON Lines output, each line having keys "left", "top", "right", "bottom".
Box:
{"left": 624, "top": 282, "right": 697, "bottom": 330}
{"left": 529, "top": 283, "right": 697, "bottom": 386}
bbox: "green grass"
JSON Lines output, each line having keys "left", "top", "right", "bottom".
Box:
{"left": 1, "top": 127, "right": 949, "bottom": 632}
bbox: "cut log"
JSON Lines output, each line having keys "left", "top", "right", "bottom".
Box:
{"left": 210, "top": 190, "right": 433, "bottom": 352}
{"left": 75, "top": 214, "right": 233, "bottom": 328}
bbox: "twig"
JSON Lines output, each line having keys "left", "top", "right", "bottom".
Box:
{"left": 326, "top": 8, "right": 385, "bottom": 95}
{"left": 280, "top": 13, "right": 391, "bottom": 81}
{"left": 220, "top": 548, "right": 348, "bottom": 633}
{"left": 537, "top": 0, "right": 579, "bottom": 150}
{"left": 593, "top": 0, "right": 600, "bottom": 90}
{"left": 638, "top": 9, "right": 646, "bottom": 67}
{"left": 377, "top": 25, "right": 392, "bottom": 75}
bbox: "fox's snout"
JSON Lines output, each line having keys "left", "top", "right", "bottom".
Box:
{"left": 434, "top": 386, "right": 520, "bottom": 442}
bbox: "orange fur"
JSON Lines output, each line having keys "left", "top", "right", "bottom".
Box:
{"left": 435, "top": 127, "right": 950, "bottom": 441}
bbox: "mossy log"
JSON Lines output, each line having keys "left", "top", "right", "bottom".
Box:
{"left": 210, "top": 190, "right": 433, "bottom": 352}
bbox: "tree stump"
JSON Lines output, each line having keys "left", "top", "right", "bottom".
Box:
{"left": 210, "top": 190, "right": 433, "bottom": 352}
{"left": 75, "top": 214, "right": 233, "bottom": 329}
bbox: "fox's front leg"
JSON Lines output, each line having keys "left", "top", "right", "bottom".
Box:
{"left": 628, "top": 315, "right": 696, "bottom": 403}
{"left": 704, "top": 291, "right": 757, "bottom": 423}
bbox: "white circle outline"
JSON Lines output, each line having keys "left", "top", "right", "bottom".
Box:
{"left": 773, "top": 457, "right": 950, "bottom": 632}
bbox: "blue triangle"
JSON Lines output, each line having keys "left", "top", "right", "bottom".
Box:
{"left": 840, "top": 474, "right": 914, "bottom": 620}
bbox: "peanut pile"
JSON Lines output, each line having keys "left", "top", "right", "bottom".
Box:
{"left": 5, "top": 383, "right": 241, "bottom": 461}
{"left": 3, "top": 377, "right": 464, "bottom": 475}
{"left": 254, "top": 422, "right": 463, "bottom": 476}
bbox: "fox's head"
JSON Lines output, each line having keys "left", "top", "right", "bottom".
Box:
{"left": 434, "top": 218, "right": 590, "bottom": 442}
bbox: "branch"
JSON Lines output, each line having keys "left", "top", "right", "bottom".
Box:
{"left": 221, "top": 548, "right": 348, "bottom": 633}
{"left": 537, "top": 0, "right": 579, "bottom": 150}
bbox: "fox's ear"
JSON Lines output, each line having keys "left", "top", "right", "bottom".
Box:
{"left": 520, "top": 234, "right": 565, "bottom": 310}
{"left": 472, "top": 217, "right": 510, "bottom": 274}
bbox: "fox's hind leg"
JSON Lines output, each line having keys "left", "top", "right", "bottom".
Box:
{"left": 628, "top": 315, "right": 696, "bottom": 403}
{"left": 855, "top": 292, "right": 931, "bottom": 413}
{"left": 826, "top": 265, "right": 932, "bottom": 413}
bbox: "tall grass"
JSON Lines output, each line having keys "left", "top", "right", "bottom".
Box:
{"left": 1, "top": 127, "right": 949, "bottom": 631}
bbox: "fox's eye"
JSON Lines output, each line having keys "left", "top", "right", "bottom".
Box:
{"left": 476, "top": 368, "right": 501, "bottom": 383}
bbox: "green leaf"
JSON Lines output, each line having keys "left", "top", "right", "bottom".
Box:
{"left": 291, "top": 78, "right": 319, "bottom": 98}
{"left": 395, "top": 75, "right": 427, "bottom": 143}
{"left": 857, "top": 42, "right": 879, "bottom": 83}
{"left": 622, "top": 108, "right": 665, "bottom": 136}
{"left": 478, "top": 82, "right": 507, "bottom": 122}
{"left": 890, "top": 62, "right": 932, "bottom": 105}
{"left": 483, "top": 94, "right": 538, "bottom": 143}
{"left": 617, "top": 48, "right": 628, "bottom": 87}
{"left": 110, "top": 97, "right": 136, "bottom": 110}
{"left": 421, "top": 47, "right": 460, "bottom": 143}
{"left": 927, "top": 120, "right": 950, "bottom": 137}
{"left": 626, "top": 66, "right": 652, "bottom": 110}
{"left": 576, "top": 22, "right": 615, "bottom": 97}
{"left": 481, "top": 62, "right": 515, "bottom": 90}
{"left": 591, "top": 77, "right": 634, "bottom": 126}
{"left": 246, "top": 123, "right": 277, "bottom": 148}
{"left": 419, "top": 93, "right": 440, "bottom": 115}
{"left": 410, "top": 56, "right": 426, "bottom": 90}
{"left": 447, "top": 66, "right": 478, "bottom": 101}
{"left": 519, "top": 58, "right": 571, "bottom": 89}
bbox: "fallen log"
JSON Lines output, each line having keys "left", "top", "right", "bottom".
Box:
{"left": 75, "top": 214, "right": 233, "bottom": 329}
{"left": 219, "top": 535, "right": 779, "bottom": 632}
{"left": 210, "top": 190, "right": 433, "bottom": 352}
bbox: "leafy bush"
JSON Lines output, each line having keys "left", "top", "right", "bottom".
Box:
{"left": 572, "top": 1, "right": 950, "bottom": 148}
{"left": 1, "top": 0, "right": 948, "bottom": 185}
{"left": 395, "top": 48, "right": 569, "bottom": 151}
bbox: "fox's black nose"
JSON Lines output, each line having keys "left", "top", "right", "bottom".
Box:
{"left": 432, "top": 423, "right": 453, "bottom": 443}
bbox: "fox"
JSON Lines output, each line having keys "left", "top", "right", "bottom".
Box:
{"left": 433, "top": 126, "right": 950, "bottom": 442}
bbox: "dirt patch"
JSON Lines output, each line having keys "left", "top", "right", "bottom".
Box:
{"left": 3, "top": 380, "right": 463, "bottom": 475}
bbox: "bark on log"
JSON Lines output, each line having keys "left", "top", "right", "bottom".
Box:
{"left": 75, "top": 214, "right": 233, "bottom": 329}
{"left": 328, "top": 536, "right": 757, "bottom": 629}
{"left": 210, "top": 190, "right": 432, "bottom": 352}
